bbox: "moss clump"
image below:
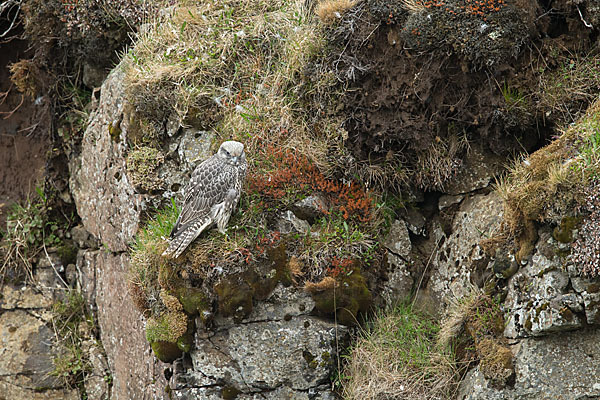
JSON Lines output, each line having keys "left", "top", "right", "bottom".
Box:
{"left": 146, "top": 310, "right": 191, "bottom": 362}
{"left": 553, "top": 216, "right": 581, "bottom": 243}
{"left": 302, "top": 350, "right": 318, "bottom": 369}
{"left": 222, "top": 386, "right": 242, "bottom": 400}
{"left": 150, "top": 341, "right": 182, "bottom": 363}
{"left": 176, "top": 332, "right": 193, "bottom": 353}
{"left": 146, "top": 311, "right": 188, "bottom": 344}
{"left": 214, "top": 243, "right": 295, "bottom": 320}
{"left": 176, "top": 287, "right": 209, "bottom": 316}
{"left": 128, "top": 200, "right": 179, "bottom": 314}
{"left": 311, "top": 267, "right": 371, "bottom": 326}
{"left": 126, "top": 146, "right": 165, "bottom": 192}
{"left": 214, "top": 274, "right": 255, "bottom": 320}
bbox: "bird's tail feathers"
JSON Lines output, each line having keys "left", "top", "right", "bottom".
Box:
{"left": 162, "top": 217, "right": 212, "bottom": 259}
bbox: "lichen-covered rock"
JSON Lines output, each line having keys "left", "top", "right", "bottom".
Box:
{"left": 82, "top": 340, "right": 111, "bottom": 400}
{"left": 276, "top": 210, "right": 310, "bottom": 234}
{"left": 171, "top": 284, "right": 346, "bottom": 398}
{"left": 186, "top": 317, "right": 343, "bottom": 394}
{"left": 444, "top": 148, "right": 505, "bottom": 195}
{"left": 290, "top": 194, "right": 329, "bottom": 222}
{"left": 381, "top": 252, "right": 413, "bottom": 305}
{"left": 79, "top": 250, "right": 170, "bottom": 400}
{"left": 458, "top": 329, "right": 600, "bottom": 399}
{"left": 383, "top": 219, "right": 411, "bottom": 257}
{"left": 429, "top": 192, "right": 503, "bottom": 310}
{"left": 503, "top": 229, "right": 585, "bottom": 338}
{"left": 176, "top": 129, "right": 215, "bottom": 171}
{"left": 0, "top": 310, "right": 78, "bottom": 400}
{"left": 69, "top": 67, "right": 143, "bottom": 252}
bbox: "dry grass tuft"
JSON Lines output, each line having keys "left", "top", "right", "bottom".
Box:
{"left": 304, "top": 276, "right": 337, "bottom": 292}
{"left": 399, "top": 0, "right": 426, "bottom": 13}
{"left": 488, "top": 99, "right": 600, "bottom": 257}
{"left": 315, "top": 0, "right": 356, "bottom": 24}
{"left": 9, "top": 59, "right": 42, "bottom": 98}
{"left": 414, "top": 133, "right": 469, "bottom": 191}
{"left": 342, "top": 303, "right": 458, "bottom": 400}
{"left": 437, "top": 284, "right": 483, "bottom": 349}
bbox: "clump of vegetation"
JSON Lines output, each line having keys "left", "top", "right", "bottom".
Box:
{"left": 1, "top": 188, "right": 63, "bottom": 282}
{"left": 538, "top": 53, "right": 600, "bottom": 126}
{"left": 400, "top": 0, "right": 529, "bottom": 69}
{"left": 129, "top": 199, "right": 179, "bottom": 313}
{"left": 341, "top": 302, "right": 458, "bottom": 399}
{"left": 315, "top": 0, "right": 356, "bottom": 24}
{"left": 126, "top": 146, "right": 165, "bottom": 192}
{"left": 438, "top": 286, "right": 513, "bottom": 388}
{"left": 486, "top": 100, "right": 600, "bottom": 260}
{"left": 413, "top": 133, "right": 469, "bottom": 191}
{"left": 248, "top": 143, "right": 375, "bottom": 222}
{"left": 50, "top": 290, "right": 104, "bottom": 392}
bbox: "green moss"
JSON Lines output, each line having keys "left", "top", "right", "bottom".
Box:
{"left": 150, "top": 341, "right": 182, "bottom": 363}
{"left": 108, "top": 120, "right": 122, "bottom": 142}
{"left": 57, "top": 241, "right": 78, "bottom": 265}
{"left": 176, "top": 333, "right": 193, "bottom": 353}
{"left": 145, "top": 311, "right": 188, "bottom": 343}
{"left": 215, "top": 243, "right": 294, "bottom": 320}
{"left": 215, "top": 275, "right": 255, "bottom": 320}
{"left": 312, "top": 268, "right": 372, "bottom": 326}
{"left": 176, "top": 287, "right": 209, "bottom": 316}
{"left": 126, "top": 146, "right": 165, "bottom": 192}
{"left": 302, "top": 350, "right": 318, "bottom": 369}
{"left": 222, "top": 386, "right": 242, "bottom": 400}
{"left": 553, "top": 216, "right": 582, "bottom": 243}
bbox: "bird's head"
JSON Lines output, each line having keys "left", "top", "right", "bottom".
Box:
{"left": 217, "top": 140, "right": 246, "bottom": 166}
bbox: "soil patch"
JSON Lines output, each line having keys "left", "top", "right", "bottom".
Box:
{"left": 0, "top": 36, "right": 51, "bottom": 226}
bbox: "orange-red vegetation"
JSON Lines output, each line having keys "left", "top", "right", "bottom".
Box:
{"left": 247, "top": 142, "right": 374, "bottom": 222}
{"left": 327, "top": 256, "right": 355, "bottom": 278}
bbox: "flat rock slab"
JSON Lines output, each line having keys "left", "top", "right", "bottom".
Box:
{"left": 459, "top": 329, "right": 600, "bottom": 399}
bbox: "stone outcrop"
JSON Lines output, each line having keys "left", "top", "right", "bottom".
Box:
{"left": 458, "top": 329, "right": 600, "bottom": 400}
{"left": 69, "top": 67, "right": 143, "bottom": 253}
{"left": 428, "top": 192, "right": 504, "bottom": 310}
{"left": 68, "top": 63, "right": 349, "bottom": 399}
{"left": 0, "top": 263, "right": 79, "bottom": 400}
{"left": 179, "top": 287, "right": 344, "bottom": 398}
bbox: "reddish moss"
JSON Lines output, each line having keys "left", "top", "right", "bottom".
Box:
{"left": 247, "top": 142, "right": 374, "bottom": 222}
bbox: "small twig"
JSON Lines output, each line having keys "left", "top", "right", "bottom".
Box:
{"left": 0, "top": 93, "right": 24, "bottom": 119}
{"left": 0, "top": 0, "right": 21, "bottom": 38}
{"left": 43, "top": 241, "right": 69, "bottom": 288}
{"left": 577, "top": 6, "right": 593, "bottom": 29}
{"left": 411, "top": 233, "right": 443, "bottom": 309}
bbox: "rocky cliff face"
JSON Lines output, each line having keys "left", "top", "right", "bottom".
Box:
{"left": 67, "top": 60, "right": 600, "bottom": 400}
{"left": 68, "top": 67, "right": 347, "bottom": 399}
{"left": 3, "top": 1, "right": 600, "bottom": 399}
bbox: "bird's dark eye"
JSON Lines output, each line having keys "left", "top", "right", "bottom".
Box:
{"left": 224, "top": 149, "right": 230, "bottom": 156}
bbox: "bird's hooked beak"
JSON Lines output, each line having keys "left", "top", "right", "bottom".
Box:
{"left": 231, "top": 156, "right": 238, "bottom": 164}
